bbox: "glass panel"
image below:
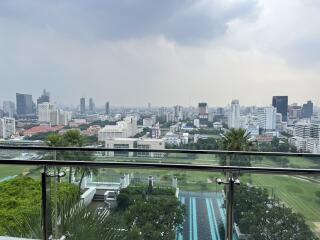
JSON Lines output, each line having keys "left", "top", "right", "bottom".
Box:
{"left": 233, "top": 172, "right": 320, "bottom": 239}
{"left": 50, "top": 164, "right": 229, "bottom": 240}
{"left": 0, "top": 162, "right": 42, "bottom": 239}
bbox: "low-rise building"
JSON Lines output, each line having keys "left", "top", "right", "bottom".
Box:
{"left": 105, "top": 138, "right": 165, "bottom": 157}
{"left": 0, "top": 117, "right": 15, "bottom": 139}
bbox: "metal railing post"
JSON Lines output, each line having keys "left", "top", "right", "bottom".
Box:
{"left": 41, "top": 169, "right": 51, "bottom": 240}
{"left": 226, "top": 177, "right": 235, "bottom": 240}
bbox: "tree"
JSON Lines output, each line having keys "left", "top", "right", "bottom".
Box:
{"left": 234, "top": 185, "right": 318, "bottom": 240}
{"left": 218, "top": 128, "right": 254, "bottom": 167}
{"left": 220, "top": 128, "right": 254, "bottom": 151}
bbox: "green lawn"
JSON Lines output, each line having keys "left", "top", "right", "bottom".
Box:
{"left": 0, "top": 165, "right": 37, "bottom": 179}
{"left": 246, "top": 174, "right": 320, "bottom": 234}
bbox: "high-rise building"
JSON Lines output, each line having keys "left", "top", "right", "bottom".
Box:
{"left": 301, "top": 101, "right": 313, "bottom": 119}
{"left": 16, "top": 93, "right": 35, "bottom": 116}
{"left": 228, "top": 100, "right": 240, "bottom": 129}
{"left": 272, "top": 96, "right": 288, "bottom": 122}
{"left": 37, "top": 89, "right": 50, "bottom": 106}
{"left": 198, "top": 102, "right": 208, "bottom": 115}
{"left": 89, "top": 98, "right": 95, "bottom": 113}
{"left": 198, "top": 102, "right": 208, "bottom": 125}
{"left": 0, "top": 117, "right": 15, "bottom": 139}
{"left": 174, "top": 105, "right": 183, "bottom": 121}
{"left": 257, "top": 106, "right": 276, "bottom": 130}
{"left": 38, "top": 102, "right": 57, "bottom": 123}
{"left": 80, "top": 97, "right": 86, "bottom": 114}
{"left": 105, "top": 101, "right": 110, "bottom": 115}
{"left": 3, "top": 101, "right": 15, "bottom": 118}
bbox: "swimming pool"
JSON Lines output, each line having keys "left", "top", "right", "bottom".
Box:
{"left": 177, "top": 192, "right": 239, "bottom": 240}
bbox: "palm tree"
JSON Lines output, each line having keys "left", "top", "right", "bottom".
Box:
{"left": 220, "top": 128, "right": 254, "bottom": 151}
{"left": 7, "top": 198, "right": 125, "bottom": 240}
{"left": 62, "top": 129, "right": 97, "bottom": 195}
{"left": 218, "top": 128, "right": 255, "bottom": 167}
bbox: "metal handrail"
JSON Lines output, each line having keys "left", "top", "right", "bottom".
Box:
{"left": 1, "top": 145, "right": 320, "bottom": 157}
{"left": 0, "top": 159, "right": 319, "bottom": 175}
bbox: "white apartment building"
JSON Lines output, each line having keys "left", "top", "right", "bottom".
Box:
{"left": 228, "top": 100, "right": 240, "bottom": 129}
{"left": 98, "top": 116, "right": 138, "bottom": 142}
{"left": 164, "top": 132, "right": 181, "bottom": 145}
{"left": 257, "top": 107, "right": 276, "bottom": 131}
{"left": 105, "top": 138, "right": 165, "bottom": 157}
{"left": 38, "top": 102, "right": 56, "bottom": 123}
{"left": 38, "top": 103, "right": 71, "bottom": 126}
{"left": 291, "top": 122, "right": 320, "bottom": 152}
{"left": 0, "top": 117, "right": 15, "bottom": 139}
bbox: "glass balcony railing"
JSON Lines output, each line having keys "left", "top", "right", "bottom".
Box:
{"left": 0, "top": 146, "right": 319, "bottom": 240}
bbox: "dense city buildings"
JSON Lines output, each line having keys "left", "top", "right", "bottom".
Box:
{"left": 16, "top": 93, "right": 35, "bottom": 117}
{"left": 272, "top": 96, "right": 288, "bottom": 122}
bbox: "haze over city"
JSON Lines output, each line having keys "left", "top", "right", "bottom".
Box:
{"left": 0, "top": 0, "right": 320, "bottom": 106}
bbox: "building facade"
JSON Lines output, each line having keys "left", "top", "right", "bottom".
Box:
{"left": 272, "top": 96, "right": 288, "bottom": 122}
{"left": 0, "top": 117, "right": 15, "bottom": 139}
{"left": 228, "top": 99, "right": 240, "bottom": 129}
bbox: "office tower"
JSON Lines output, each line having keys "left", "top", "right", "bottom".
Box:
{"left": 89, "top": 98, "right": 95, "bottom": 112}
{"left": 0, "top": 117, "right": 15, "bottom": 139}
{"left": 198, "top": 102, "right": 208, "bottom": 115}
{"left": 257, "top": 106, "right": 276, "bottom": 130}
{"left": 37, "top": 89, "right": 50, "bottom": 105}
{"left": 3, "top": 101, "right": 15, "bottom": 118}
{"left": 174, "top": 105, "right": 183, "bottom": 121}
{"left": 80, "top": 97, "right": 86, "bottom": 114}
{"left": 198, "top": 102, "right": 208, "bottom": 125}
{"left": 272, "top": 96, "right": 288, "bottom": 122}
{"left": 16, "top": 93, "right": 34, "bottom": 116}
{"left": 228, "top": 100, "right": 240, "bottom": 129}
{"left": 301, "top": 101, "right": 313, "bottom": 118}
{"left": 105, "top": 101, "right": 110, "bottom": 115}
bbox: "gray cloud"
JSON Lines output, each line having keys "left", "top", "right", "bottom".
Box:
{"left": 0, "top": 0, "right": 259, "bottom": 44}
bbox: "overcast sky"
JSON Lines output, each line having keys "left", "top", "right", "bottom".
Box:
{"left": 0, "top": 0, "right": 320, "bottom": 107}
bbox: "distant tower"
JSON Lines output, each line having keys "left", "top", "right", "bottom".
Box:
{"left": 301, "top": 100, "right": 313, "bottom": 119}
{"left": 272, "top": 96, "right": 288, "bottom": 122}
{"left": 198, "top": 102, "right": 208, "bottom": 125}
{"left": 228, "top": 100, "right": 240, "bottom": 129}
{"left": 80, "top": 97, "right": 86, "bottom": 114}
{"left": 105, "top": 101, "right": 110, "bottom": 115}
{"left": 16, "top": 93, "right": 34, "bottom": 116}
{"left": 37, "top": 89, "right": 50, "bottom": 105}
{"left": 89, "top": 98, "right": 95, "bottom": 113}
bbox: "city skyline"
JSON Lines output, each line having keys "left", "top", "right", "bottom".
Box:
{"left": 0, "top": 0, "right": 320, "bottom": 106}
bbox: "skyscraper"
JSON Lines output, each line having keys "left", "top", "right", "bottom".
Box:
{"left": 37, "top": 89, "right": 50, "bottom": 105}
{"left": 228, "top": 99, "right": 240, "bottom": 129}
{"left": 301, "top": 100, "right": 313, "bottom": 119}
{"left": 174, "top": 105, "right": 183, "bottom": 121}
{"left": 198, "top": 102, "right": 208, "bottom": 125}
{"left": 257, "top": 106, "right": 276, "bottom": 130}
{"left": 16, "top": 93, "right": 34, "bottom": 116}
{"left": 272, "top": 96, "right": 288, "bottom": 122}
{"left": 80, "top": 97, "right": 86, "bottom": 114}
{"left": 3, "top": 101, "right": 15, "bottom": 118}
{"left": 105, "top": 101, "right": 110, "bottom": 115}
{"left": 89, "top": 98, "right": 95, "bottom": 113}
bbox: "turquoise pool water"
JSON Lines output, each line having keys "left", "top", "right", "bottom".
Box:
{"left": 177, "top": 192, "right": 239, "bottom": 240}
